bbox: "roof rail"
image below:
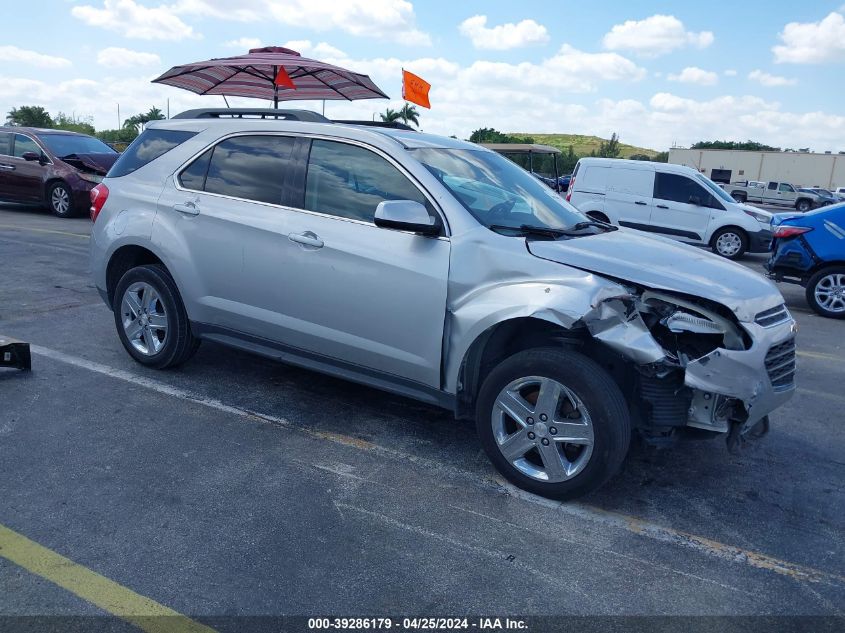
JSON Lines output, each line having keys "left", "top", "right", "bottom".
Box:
{"left": 173, "top": 108, "right": 330, "bottom": 122}
{"left": 333, "top": 120, "right": 416, "bottom": 131}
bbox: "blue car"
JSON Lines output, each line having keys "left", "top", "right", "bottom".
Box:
{"left": 766, "top": 203, "right": 845, "bottom": 318}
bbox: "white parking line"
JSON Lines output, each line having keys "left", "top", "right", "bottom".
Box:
{"left": 27, "top": 343, "right": 845, "bottom": 589}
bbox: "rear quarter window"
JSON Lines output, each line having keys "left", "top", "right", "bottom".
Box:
{"left": 108, "top": 129, "right": 197, "bottom": 178}
{"left": 578, "top": 165, "right": 609, "bottom": 192}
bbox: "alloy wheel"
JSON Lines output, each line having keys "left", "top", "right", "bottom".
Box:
{"left": 814, "top": 273, "right": 845, "bottom": 314}
{"left": 120, "top": 282, "right": 169, "bottom": 355}
{"left": 51, "top": 186, "right": 70, "bottom": 215}
{"left": 491, "top": 376, "right": 594, "bottom": 483}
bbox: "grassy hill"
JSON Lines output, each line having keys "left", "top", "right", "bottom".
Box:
{"left": 509, "top": 133, "right": 660, "bottom": 158}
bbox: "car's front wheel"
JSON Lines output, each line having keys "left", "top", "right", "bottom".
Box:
{"left": 113, "top": 264, "right": 200, "bottom": 368}
{"left": 711, "top": 227, "right": 747, "bottom": 259}
{"left": 806, "top": 266, "right": 845, "bottom": 319}
{"left": 796, "top": 199, "right": 812, "bottom": 212}
{"left": 476, "top": 347, "right": 630, "bottom": 500}
{"left": 47, "top": 181, "right": 75, "bottom": 218}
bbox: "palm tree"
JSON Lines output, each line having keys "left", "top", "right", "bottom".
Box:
{"left": 398, "top": 103, "right": 420, "bottom": 128}
{"left": 145, "top": 107, "right": 165, "bottom": 122}
{"left": 380, "top": 108, "right": 401, "bottom": 123}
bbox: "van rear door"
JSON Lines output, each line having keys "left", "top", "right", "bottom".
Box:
{"left": 605, "top": 167, "right": 654, "bottom": 228}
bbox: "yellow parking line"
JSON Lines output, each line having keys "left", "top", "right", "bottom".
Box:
{"left": 797, "top": 350, "right": 841, "bottom": 362}
{"left": 0, "top": 224, "right": 89, "bottom": 239}
{"left": 0, "top": 523, "right": 216, "bottom": 633}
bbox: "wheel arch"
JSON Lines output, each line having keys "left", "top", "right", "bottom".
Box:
{"left": 43, "top": 177, "right": 68, "bottom": 204}
{"left": 106, "top": 244, "right": 169, "bottom": 308}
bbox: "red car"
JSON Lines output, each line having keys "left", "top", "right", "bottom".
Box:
{"left": 0, "top": 126, "right": 119, "bottom": 218}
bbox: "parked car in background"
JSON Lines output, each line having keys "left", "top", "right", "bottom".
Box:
{"left": 835, "top": 187, "right": 845, "bottom": 197}
{"left": 0, "top": 127, "right": 119, "bottom": 217}
{"left": 766, "top": 203, "right": 845, "bottom": 318}
{"left": 724, "top": 180, "right": 822, "bottom": 211}
{"left": 801, "top": 187, "right": 843, "bottom": 204}
{"left": 89, "top": 109, "right": 795, "bottom": 500}
{"left": 566, "top": 158, "right": 773, "bottom": 259}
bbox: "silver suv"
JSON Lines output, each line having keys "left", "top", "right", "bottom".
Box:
{"left": 90, "top": 109, "right": 796, "bottom": 500}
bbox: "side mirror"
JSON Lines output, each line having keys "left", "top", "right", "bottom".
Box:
{"left": 374, "top": 200, "right": 440, "bottom": 236}
{"left": 688, "top": 195, "right": 702, "bottom": 206}
{"left": 21, "top": 151, "right": 41, "bottom": 162}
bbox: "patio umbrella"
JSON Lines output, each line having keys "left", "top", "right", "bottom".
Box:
{"left": 152, "top": 46, "right": 389, "bottom": 107}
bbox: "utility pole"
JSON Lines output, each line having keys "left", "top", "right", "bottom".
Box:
{"left": 117, "top": 103, "right": 120, "bottom": 129}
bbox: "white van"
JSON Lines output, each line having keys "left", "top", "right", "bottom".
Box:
{"left": 566, "top": 158, "right": 773, "bottom": 259}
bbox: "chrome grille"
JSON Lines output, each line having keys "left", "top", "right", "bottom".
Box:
{"left": 755, "top": 304, "right": 791, "bottom": 328}
{"left": 765, "top": 338, "right": 796, "bottom": 391}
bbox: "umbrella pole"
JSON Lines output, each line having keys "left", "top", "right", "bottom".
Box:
{"left": 273, "top": 65, "right": 278, "bottom": 109}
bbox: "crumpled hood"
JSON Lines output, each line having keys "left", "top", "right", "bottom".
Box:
{"left": 60, "top": 152, "right": 118, "bottom": 175}
{"left": 527, "top": 229, "right": 784, "bottom": 322}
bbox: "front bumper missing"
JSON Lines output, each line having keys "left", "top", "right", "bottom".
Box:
{"left": 0, "top": 335, "right": 31, "bottom": 371}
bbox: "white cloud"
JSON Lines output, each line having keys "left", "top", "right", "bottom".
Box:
{"left": 602, "top": 15, "right": 714, "bottom": 57}
{"left": 96, "top": 47, "right": 161, "bottom": 68}
{"left": 225, "top": 38, "right": 262, "bottom": 50}
{"left": 773, "top": 12, "right": 845, "bottom": 63}
{"left": 173, "top": 0, "right": 431, "bottom": 46}
{"left": 748, "top": 69, "right": 797, "bottom": 87}
{"left": 667, "top": 67, "right": 718, "bottom": 86}
{"left": 724, "top": 69, "right": 737, "bottom": 76}
{"left": 458, "top": 15, "right": 549, "bottom": 50}
{"left": 72, "top": 0, "right": 199, "bottom": 40}
{"left": 0, "top": 46, "right": 71, "bottom": 69}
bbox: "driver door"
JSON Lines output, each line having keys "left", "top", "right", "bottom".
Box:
{"left": 9, "top": 133, "right": 47, "bottom": 202}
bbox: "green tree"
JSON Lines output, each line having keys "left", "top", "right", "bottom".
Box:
{"left": 6, "top": 105, "right": 53, "bottom": 127}
{"left": 652, "top": 151, "right": 669, "bottom": 163}
{"left": 691, "top": 140, "right": 780, "bottom": 152}
{"left": 398, "top": 103, "right": 420, "bottom": 127}
{"left": 468, "top": 127, "right": 534, "bottom": 144}
{"left": 559, "top": 145, "right": 579, "bottom": 173}
{"left": 379, "top": 108, "right": 401, "bottom": 123}
{"left": 145, "top": 107, "right": 165, "bottom": 122}
{"left": 53, "top": 112, "right": 96, "bottom": 136}
{"left": 595, "top": 132, "right": 621, "bottom": 158}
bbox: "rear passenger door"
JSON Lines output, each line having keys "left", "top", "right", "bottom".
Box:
{"left": 649, "top": 172, "right": 720, "bottom": 243}
{"left": 604, "top": 167, "right": 654, "bottom": 228}
{"left": 275, "top": 138, "right": 450, "bottom": 388}
{"left": 0, "top": 132, "right": 14, "bottom": 199}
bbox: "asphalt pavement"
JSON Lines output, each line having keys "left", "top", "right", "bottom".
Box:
{"left": 1, "top": 202, "right": 843, "bottom": 629}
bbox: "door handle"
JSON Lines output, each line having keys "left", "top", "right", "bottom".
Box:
{"left": 634, "top": 201, "right": 647, "bottom": 206}
{"left": 656, "top": 204, "right": 669, "bottom": 209}
{"left": 288, "top": 231, "right": 324, "bottom": 248}
{"left": 0, "top": 164, "right": 15, "bottom": 171}
{"left": 173, "top": 201, "right": 199, "bottom": 215}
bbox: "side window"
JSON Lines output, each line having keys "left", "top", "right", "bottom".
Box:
{"left": 204, "top": 135, "right": 295, "bottom": 204}
{"left": 779, "top": 183, "right": 794, "bottom": 192}
{"left": 304, "top": 140, "right": 430, "bottom": 222}
{"left": 0, "top": 132, "right": 12, "bottom": 156}
{"left": 178, "top": 148, "right": 213, "bottom": 191}
{"left": 109, "top": 129, "right": 197, "bottom": 178}
{"left": 654, "top": 173, "right": 710, "bottom": 206}
{"left": 13, "top": 134, "right": 41, "bottom": 158}
{"left": 768, "top": 182, "right": 778, "bottom": 190}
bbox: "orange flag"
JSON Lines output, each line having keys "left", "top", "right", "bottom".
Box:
{"left": 402, "top": 69, "right": 431, "bottom": 109}
{"left": 274, "top": 67, "right": 296, "bottom": 89}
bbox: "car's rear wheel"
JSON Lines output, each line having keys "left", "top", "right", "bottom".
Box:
{"left": 711, "top": 227, "right": 747, "bottom": 259}
{"left": 113, "top": 264, "right": 200, "bottom": 368}
{"left": 475, "top": 347, "right": 630, "bottom": 500}
{"left": 806, "top": 266, "right": 845, "bottom": 319}
{"left": 47, "top": 181, "right": 75, "bottom": 218}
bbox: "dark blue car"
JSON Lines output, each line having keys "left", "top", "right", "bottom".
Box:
{"left": 766, "top": 203, "right": 845, "bottom": 318}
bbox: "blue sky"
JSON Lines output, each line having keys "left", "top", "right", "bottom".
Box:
{"left": 1, "top": 0, "right": 843, "bottom": 150}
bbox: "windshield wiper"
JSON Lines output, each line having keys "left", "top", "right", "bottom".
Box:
{"left": 570, "top": 220, "right": 618, "bottom": 232}
{"left": 489, "top": 224, "right": 570, "bottom": 239}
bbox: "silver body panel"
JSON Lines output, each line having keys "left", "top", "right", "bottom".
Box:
{"left": 91, "top": 117, "right": 795, "bottom": 430}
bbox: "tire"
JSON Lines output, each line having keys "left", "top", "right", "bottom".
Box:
{"left": 586, "top": 211, "right": 610, "bottom": 224}
{"left": 710, "top": 226, "right": 748, "bottom": 259}
{"left": 47, "top": 181, "right": 75, "bottom": 218}
{"left": 732, "top": 192, "right": 747, "bottom": 203}
{"left": 475, "top": 347, "right": 631, "bottom": 500}
{"left": 805, "top": 266, "right": 845, "bottom": 319}
{"left": 796, "top": 199, "right": 811, "bottom": 212}
{"left": 112, "top": 264, "right": 200, "bottom": 368}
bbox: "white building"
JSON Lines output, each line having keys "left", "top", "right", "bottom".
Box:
{"left": 669, "top": 148, "right": 845, "bottom": 190}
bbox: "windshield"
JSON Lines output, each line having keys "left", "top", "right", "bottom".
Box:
{"left": 411, "top": 148, "right": 584, "bottom": 230}
{"left": 695, "top": 174, "right": 736, "bottom": 204}
{"left": 40, "top": 134, "right": 117, "bottom": 158}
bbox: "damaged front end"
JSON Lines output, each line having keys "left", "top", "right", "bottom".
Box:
{"left": 584, "top": 288, "right": 797, "bottom": 449}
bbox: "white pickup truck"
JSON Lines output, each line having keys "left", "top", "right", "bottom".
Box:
{"left": 722, "top": 180, "right": 822, "bottom": 211}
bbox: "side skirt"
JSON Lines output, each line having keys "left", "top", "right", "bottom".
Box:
{"left": 191, "top": 322, "right": 457, "bottom": 412}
